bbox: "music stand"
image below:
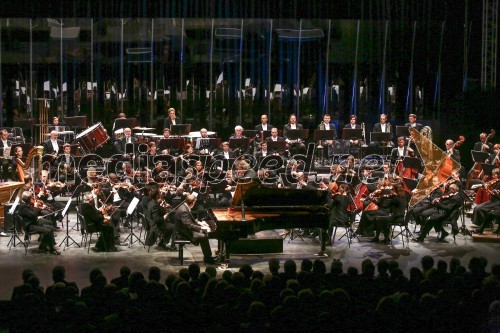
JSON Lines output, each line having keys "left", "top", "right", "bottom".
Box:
{"left": 64, "top": 116, "right": 87, "bottom": 130}
{"left": 403, "top": 178, "right": 419, "bottom": 192}
{"left": 314, "top": 130, "right": 337, "bottom": 142}
{"left": 158, "top": 138, "right": 184, "bottom": 152}
{"left": 229, "top": 137, "right": 250, "bottom": 152}
{"left": 370, "top": 132, "right": 393, "bottom": 143}
{"left": 124, "top": 197, "right": 144, "bottom": 247}
{"left": 482, "top": 163, "right": 496, "bottom": 177}
{"left": 59, "top": 198, "right": 80, "bottom": 250}
{"left": 170, "top": 124, "right": 191, "bottom": 136}
{"left": 114, "top": 118, "right": 137, "bottom": 131}
{"left": 267, "top": 141, "right": 287, "bottom": 155}
{"left": 125, "top": 143, "right": 136, "bottom": 155}
{"left": 471, "top": 150, "right": 490, "bottom": 164}
{"left": 286, "top": 129, "right": 309, "bottom": 141}
{"left": 341, "top": 128, "right": 363, "bottom": 140}
{"left": 196, "top": 138, "right": 220, "bottom": 151}
{"left": 396, "top": 126, "right": 410, "bottom": 138}
{"left": 403, "top": 156, "right": 422, "bottom": 173}
{"left": 242, "top": 130, "right": 259, "bottom": 140}
{"left": 6, "top": 197, "right": 24, "bottom": 250}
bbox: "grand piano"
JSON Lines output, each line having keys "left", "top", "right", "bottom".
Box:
{"left": 207, "top": 180, "right": 330, "bottom": 260}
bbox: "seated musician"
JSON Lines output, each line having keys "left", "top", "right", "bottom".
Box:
{"left": 81, "top": 193, "right": 116, "bottom": 252}
{"left": 266, "top": 127, "right": 285, "bottom": 143}
{"left": 474, "top": 132, "right": 493, "bottom": 152}
{"left": 173, "top": 194, "right": 216, "bottom": 264}
{"left": 472, "top": 168, "right": 500, "bottom": 234}
{"left": 255, "top": 114, "right": 273, "bottom": 132}
{"left": 405, "top": 113, "right": 424, "bottom": 132}
{"left": 290, "top": 172, "right": 315, "bottom": 190}
{"left": 0, "top": 129, "right": 13, "bottom": 180}
{"left": 194, "top": 128, "right": 214, "bottom": 155}
{"left": 390, "top": 136, "right": 414, "bottom": 165}
{"left": 326, "top": 183, "right": 352, "bottom": 245}
{"left": 18, "top": 191, "right": 60, "bottom": 255}
{"left": 445, "top": 139, "right": 461, "bottom": 163}
{"left": 215, "top": 142, "right": 235, "bottom": 160}
{"left": 283, "top": 114, "right": 306, "bottom": 156}
{"left": 36, "top": 170, "right": 65, "bottom": 227}
{"left": 90, "top": 184, "right": 126, "bottom": 246}
{"left": 48, "top": 117, "right": 66, "bottom": 133}
{"left": 371, "top": 183, "right": 407, "bottom": 244}
{"left": 356, "top": 178, "right": 396, "bottom": 237}
{"left": 230, "top": 125, "right": 250, "bottom": 156}
{"left": 413, "top": 184, "right": 462, "bottom": 243}
{"left": 114, "top": 128, "right": 138, "bottom": 155}
{"left": 318, "top": 114, "right": 338, "bottom": 157}
{"left": 255, "top": 141, "right": 270, "bottom": 158}
{"left": 236, "top": 160, "right": 257, "bottom": 180}
{"left": 164, "top": 108, "right": 180, "bottom": 129}
{"left": 146, "top": 187, "right": 176, "bottom": 251}
{"left": 42, "top": 131, "right": 63, "bottom": 156}
{"left": 406, "top": 175, "right": 443, "bottom": 227}
{"left": 369, "top": 113, "right": 394, "bottom": 148}
{"left": 54, "top": 144, "right": 75, "bottom": 183}
{"left": 489, "top": 144, "right": 500, "bottom": 164}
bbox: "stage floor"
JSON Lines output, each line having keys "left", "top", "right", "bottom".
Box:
{"left": 1, "top": 202, "right": 500, "bottom": 300}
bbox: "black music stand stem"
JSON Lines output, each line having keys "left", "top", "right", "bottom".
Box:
{"left": 337, "top": 194, "right": 360, "bottom": 245}
{"left": 7, "top": 207, "right": 25, "bottom": 250}
{"left": 59, "top": 199, "right": 80, "bottom": 250}
{"left": 458, "top": 189, "right": 473, "bottom": 238}
{"left": 123, "top": 200, "right": 144, "bottom": 247}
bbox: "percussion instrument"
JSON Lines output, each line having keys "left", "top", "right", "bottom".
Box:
{"left": 114, "top": 128, "right": 124, "bottom": 139}
{"left": 75, "top": 123, "right": 109, "bottom": 152}
{"left": 134, "top": 132, "right": 156, "bottom": 143}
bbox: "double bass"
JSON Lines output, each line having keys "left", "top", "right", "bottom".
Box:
{"left": 466, "top": 129, "right": 495, "bottom": 188}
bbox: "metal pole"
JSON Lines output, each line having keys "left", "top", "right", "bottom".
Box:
{"left": 150, "top": 19, "right": 154, "bottom": 127}
{"left": 296, "top": 19, "right": 302, "bottom": 119}
{"left": 180, "top": 19, "right": 184, "bottom": 121}
{"left": 379, "top": 20, "right": 388, "bottom": 115}
{"left": 268, "top": 19, "right": 272, "bottom": 121}
{"left": 60, "top": 18, "right": 63, "bottom": 119}
{"left": 91, "top": 18, "right": 94, "bottom": 124}
{"left": 405, "top": 21, "right": 417, "bottom": 118}
{"left": 434, "top": 21, "right": 445, "bottom": 120}
{"left": 324, "top": 20, "right": 331, "bottom": 115}
{"left": 239, "top": 19, "right": 243, "bottom": 124}
{"left": 209, "top": 19, "right": 214, "bottom": 131}
{"left": 351, "top": 20, "right": 360, "bottom": 115}
{"left": 0, "top": 20, "right": 3, "bottom": 126}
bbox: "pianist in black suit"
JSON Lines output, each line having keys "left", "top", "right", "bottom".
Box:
{"left": 164, "top": 107, "right": 180, "bottom": 129}
{"left": 42, "top": 131, "right": 64, "bottom": 156}
{"left": 255, "top": 114, "right": 273, "bottom": 132}
{"left": 405, "top": 113, "right": 424, "bottom": 132}
{"left": 174, "top": 194, "right": 215, "bottom": 264}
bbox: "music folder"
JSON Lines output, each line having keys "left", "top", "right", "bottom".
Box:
{"left": 158, "top": 138, "right": 184, "bottom": 151}
{"left": 341, "top": 128, "right": 363, "bottom": 140}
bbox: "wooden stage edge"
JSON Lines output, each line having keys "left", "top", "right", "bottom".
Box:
{"left": 470, "top": 228, "right": 500, "bottom": 243}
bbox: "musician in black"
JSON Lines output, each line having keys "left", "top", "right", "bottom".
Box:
{"left": 230, "top": 125, "right": 249, "bottom": 155}
{"left": 369, "top": 113, "right": 394, "bottom": 149}
{"left": 405, "top": 175, "right": 442, "bottom": 226}
{"left": 405, "top": 113, "right": 424, "bottom": 132}
{"left": 255, "top": 114, "right": 273, "bottom": 132}
{"left": 472, "top": 168, "right": 500, "bottom": 234}
{"left": 174, "top": 194, "right": 215, "bottom": 264}
{"left": 0, "top": 129, "right": 13, "bottom": 181}
{"left": 215, "top": 141, "right": 236, "bottom": 160}
{"left": 473, "top": 132, "right": 493, "bottom": 152}
{"left": 371, "top": 184, "right": 407, "bottom": 244}
{"left": 18, "top": 191, "right": 60, "bottom": 255}
{"left": 444, "top": 139, "right": 461, "bottom": 164}
{"left": 356, "top": 179, "right": 395, "bottom": 237}
{"left": 42, "top": 131, "right": 63, "bottom": 156}
{"left": 318, "top": 114, "right": 338, "bottom": 158}
{"left": 81, "top": 193, "right": 116, "bottom": 252}
{"left": 326, "top": 184, "right": 352, "bottom": 245}
{"left": 390, "top": 137, "right": 415, "bottom": 165}
{"left": 284, "top": 114, "right": 306, "bottom": 156}
{"left": 114, "top": 128, "right": 138, "bottom": 155}
{"left": 413, "top": 184, "right": 462, "bottom": 242}
{"left": 164, "top": 107, "right": 180, "bottom": 129}
{"left": 146, "top": 187, "right": 176, "bottom": 251}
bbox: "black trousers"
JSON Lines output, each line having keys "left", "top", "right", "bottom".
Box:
{"left": 29, "top": 219, "right": 56, "bottom": 250}
{"left": 192, "top": 231, "right": 212, "bottom": 260}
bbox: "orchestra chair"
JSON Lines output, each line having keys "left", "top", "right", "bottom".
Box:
{"left": 18, "top": 216, "right": 43, "bottom": 255}
{"left": 76, "top": 207, "right": 100, "bottom": 253}
{"left": 138, "top": 212, "right": 147, "bottom": 243}
{"left": 332, "top": 211, "right": 358, "bottom": 248}
{"left": 438, "top": 207, "right": 463, "bottom": 243}
{"left": 387, "top": 212, "right": 411, "bottom": 247}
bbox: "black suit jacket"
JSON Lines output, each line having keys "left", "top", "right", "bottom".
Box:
{"left": 446, "top": 149, "right": 461, "bottom": 164}
{"left": 435, "top": 193, "right": 462, "bottom": 215}
{"left": 164, "top": 117, "right": 181, "bottom": 129}
{"left": 283, "top": 123, "right": 303, "bottom": 139}
{"left": 255, "top": 124, "right": 273, "bottom": 132}
{"left": 116, "top": 136, "right": 138, "bottom": 154}
{"left": 405, "top": 122, "right": 424, "bottom": 132}
{"left": 81, "top": 203, "right": 105, "bottom": 226}
{"left": 372, "top": 122, "right": 392, "bottom": 133}
{"left": 343, "top": 124, "right": 361, "bottom": 129}
{"left": 390, "top": 147, "right": 411, "bottom": 164}
{"left": 265, "top": 136, "right": 285, "bottom": 143}
{"left": 473, "top": 141, "right": 493, "bottom": 152}
{"left": 174, "top": 203, "right": 201, "bottom": 243}
{"left": 18, "top": 202, "right": 40, "bottom": 231}
{"left": 42, "top": 139, "right": 63, "bottom": 155}
{"left": 318, "top": 122, "right": 337, "bottom": 139}
{"left": 327, "top": 192, "right": 351, "bottom": 225}
{"left": 0, "top": 140, "right": 13, "bottom": 156}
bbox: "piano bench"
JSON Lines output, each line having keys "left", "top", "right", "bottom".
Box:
{"left": 172, "top": 238, "right": 191, "bottom": 265}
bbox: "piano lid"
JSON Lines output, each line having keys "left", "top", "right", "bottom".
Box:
{"left": 231, "top": 180, "right": 328, "bottom": 208}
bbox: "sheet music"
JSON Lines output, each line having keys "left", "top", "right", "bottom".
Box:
{"left": 126, "top": 197, "right": 140, "bottom": 215}
{"left": 216, "top": 72, "right": 223, "bottom": 84}
{"left": 8, "top": 197, "right": 20, "bottom": 215}
{"left": 245, "top": 78, "right": 251, "bottom": 87}
{"left": 61, "top": 198, "right": 72, "bottom": 217}
{"left": 43, "top": 81, "right": 50, "bottom": 91}
{"left": 62, "top": 82, "right": 67, "bottom": 92}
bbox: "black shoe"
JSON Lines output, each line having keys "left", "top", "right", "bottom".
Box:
{"left": 472, "top": 228, "right": 483, "bottom": 235}
{"left": 438, "top": 231, "right": 449, "bottom": 242}
{"left": 115, "top": 239, "right": 128, "bottom": 246}
{"left": 49, "top": 249, "right": 61, "bottom": 255}
{"left": 91, "top": 247, "right": 102, "bottom": 252}
{"left": 168, "top": 245, "right": 178, "bottom": 251}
